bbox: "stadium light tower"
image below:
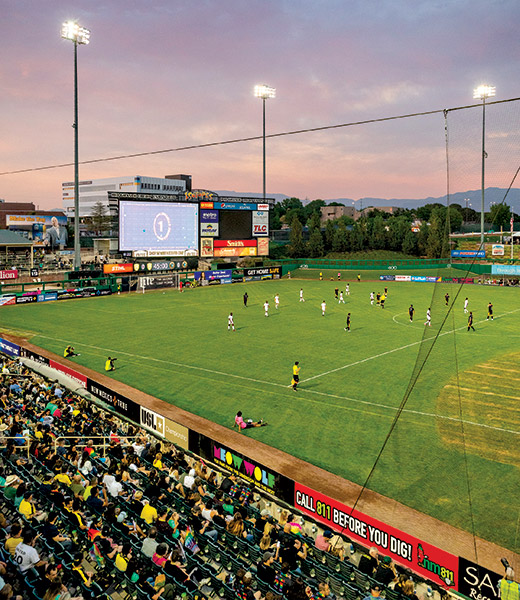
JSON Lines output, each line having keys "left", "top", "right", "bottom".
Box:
{"left": 61, "top": 20, "right": 91, "bottom": 270}
{"left": 473, "top": 84, "right": 496, "bottom": 246}
{"left": 254, "top": 84, "right": 276, "bottom": 200}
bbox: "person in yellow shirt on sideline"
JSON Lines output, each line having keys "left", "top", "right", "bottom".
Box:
{"left": 105, "top": 356, "right": 117, "bottom": 371}
{"left": 64, "top": 345, "right": 79, "bottom": 358}
{"left": 292, "top": 362, "right": 301, "bottom": 392}
{"left": 501, "top": 567, "right": 520, "bottom": 600}
{"left": 19, "top": 491, "right": 47, "bottom": 523}
{"left": 141, "top": 498, "right": 158, "bottom": 525}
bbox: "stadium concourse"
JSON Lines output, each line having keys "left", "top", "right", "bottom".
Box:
{"left": 0, "top": 354, "right": 452, "bottom": 600}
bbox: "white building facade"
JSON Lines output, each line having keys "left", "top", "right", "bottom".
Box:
{"left": 62, "top": 175, "right": 187, "bottom": 218}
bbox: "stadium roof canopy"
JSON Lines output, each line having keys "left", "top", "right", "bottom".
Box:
{"left": 0, "top": 230, "right": 34, "bottom": 267}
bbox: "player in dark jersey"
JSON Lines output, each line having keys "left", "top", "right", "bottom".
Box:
{"left": 344, "top": 313, "right": 351, "bottom": 332}
{"left": 376, "top": 292, "right": 381, "bottom": 305}
{"left": 334, "top": 287, "right": 339, "bottom": 300}
{"left": 467, "top": 312, "right": 475, "bottom": 331}
{"left": 408, "top": 304, "right": 415, "bottom": 322}
{"left": 487, "top": 303, "right": 494, "bottom": 320}
{"left": 445, "top": 292, "right": 450, "bottom": 306}
{"left": 243, "top": 292, "right": 248, "bottom": 307}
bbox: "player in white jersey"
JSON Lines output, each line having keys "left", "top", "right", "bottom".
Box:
{"left": 299, "top": 288, "right": 305, "bottom": 302}
{"left": 321, "top": 300, "right": 327, "bottom": 316}
{"left": 263, "top": 301, "right": 269, "bottom": 317}
{"left": 338, "top": 291, "right": 345, "bottom": 303}
{"left": 274, "top": 294, "right": 280, "bottom": 309}
{"left": 228, "top": 313, "right": 235, "bottom": 331}
{"left": 370, "top": 292, "right": 374, "bottom": 305}
{"left": 345, "top": 283, "right": 350, "bottom": 295}
{"left": 464, "top": 298, "right": 469, "bottom": 313}
{"left": 424, "top": 308, "right": 431, "bottom": 327}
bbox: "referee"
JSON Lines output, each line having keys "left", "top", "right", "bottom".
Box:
{"left": 292, "top": 361, "right": 301, "bottom": 391}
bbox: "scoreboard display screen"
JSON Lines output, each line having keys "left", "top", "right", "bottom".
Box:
{"left": 218, "top": 210, "right": 252, "bottom": 239}
{"left": 119, "top": 200, "right": 199, "bottom": 255}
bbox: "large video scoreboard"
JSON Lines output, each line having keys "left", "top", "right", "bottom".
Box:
{"left": 111, "top": 190, "right": 271, "bottom": 258}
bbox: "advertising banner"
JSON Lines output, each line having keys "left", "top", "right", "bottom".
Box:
{"left": 49, "top": 359, "right": 87, "bottom": 387}
{"left": 6, "top": 214, "right": 68, "bottom": 247}
{"left": 200, "top": 238, "right": 214, "bottom": 257}
{"left": 140, "top": 406, "right": 166, "bottom": 437}
{"left": 20, "top": 347, "right": 50, "bottom": 366}
{"left": 103, "top": 263, "right": 134, "bottom": 274}
{"left": 37, "top": 291, "right": 58, "bottom": 303}
{"left": 491, "top": 264, "right": 520, "bottom": 275}
{"left": 294, "top": 482, "right": 458, "bottom": 588}
{"left": 257, "top": 204, "right": 270, "bottom": 211}
{"left": 200, "top": 210, "right": 219, "bottom": 222}
{"left": 16, "top": 295, "right": 37, "bottom": 304}
{"left": 379, "top": 275, "right": 395, "bottom": 281}
{"left": 165, "top": 418, "right": 189, "bottom": 450}
{"left": 194, "top": 269, "right": 232, "bottom": 282}
{"left": 492, "top": 244, "right": 505, "bottom": 256}
{"left": 395, "top": 275, "right": 412, "bottom": 281}
{"left": 138, "top": 275, "right": 177, "bottom": 289}
{"left": 213, "top": 240, "right": 257, "bottom": 248}
{"left": 199, "top": 202, "right": 214, "bottom": 209}
{"left": 133, "top": 260, "right": 190, "bottom": 272}
{"left": 252, "top": 211, "right": 269, "bottom": 236}
{"left": 0, "top": 296, "right": 16, "bottom": 306}
{"left": 451, "top": 250, "right": 485, "bottom": 258}
{"left": 0, "top": 338, "right": 20, "bottom": 357}
{"left": 213, "top": 247, "right": 257, "bottom": 257}
{"left": 86, "top": 378, "right": 140, "bottom": 423}
{"left": 214, "top": 202, "right": 257, "bottom": 210}
{"left": 0, "top": 270, "right": 18, "bottom": 280}
{"left": 458, "top": 557, "right": 502, "bottom": 600}
{"left": 257, "top": 238, "right": 269, "bottom": 256}
{"left": 244, "top": 266, "right": 281, "bottom": 278}
{"left": 200, "top": 223, "right": 219, "bottom": 237}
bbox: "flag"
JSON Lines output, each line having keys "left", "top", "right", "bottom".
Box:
{"left": 89, "top": 542, "right": 105, "bottom": 567}
{"left": 184, "top": 526, "right": 200, "bottom": 554}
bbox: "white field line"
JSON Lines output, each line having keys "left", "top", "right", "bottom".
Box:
{"left": 31, "top": 327, "right": 520, "bottom": 438}
{"left": 300, "top": 308, "right": 520, "bottom": 384}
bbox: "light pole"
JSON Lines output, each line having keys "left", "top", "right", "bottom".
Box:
{"left": 473, "top": 84, "right": 495, "bottom": 246}
{"left": 254, "top": 85, "right": 276, "bottom": 200}
{"left": 61, "top": 21, "right": 90, "bottom": 270}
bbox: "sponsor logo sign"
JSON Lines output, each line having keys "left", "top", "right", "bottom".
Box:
{"left": 140, "top": 406, "right": 165, "bottom": 437}
{"left": 294, "top": 482, "right": 457, "bottom": 587}
{"left": 379, "top": 275, "right": 395, "bottom": 281}
{"left": 20, "top": 347, "right": 50, "bottom": 365}
{"left": 49, "top": 359, "right": 87, "bottom": 387}
{"left": 395, "top": 275, "right": 412, "bottom": 281}
{"left": 194, "top": 269, "right": 232, "bottom": 282}
{"left": 200, "top": 210, "right": 219, "bottom": 222}
{"left": 37, "top": 292, "right": 58, "bottom": 303}
{"left": 244, "top": 266, "right": 281, "bottom": 277}
{"left": 491, "top": 244, "right": 505, "bottom": 256}
{"left": 165, "top": 418, "right": 189, "bottom": 450}
{"left": 200, "top": 238, "right": 214, "bottom": 257}
{"left": 252, "top": 211, "right": 269, "bottom": 236}
{"left": 138, "top": 275, "right": 177, "bottom": 289}
{"left": 86, "top": 378, "right": 140, "bottom": 422}
{"left": 213, "top": 247, "right": 257, "bottom": 257}
{"left": 200, "top": 222, "right": 219, "bottom": 237}
{"left": 213, "top": 240, "right": 256, "bottom": 248}
{"left": 257, "top": 238, "right": 269, "bottom": 255}
{"left": 103, "top": 263, "right": 134, "bottom": 274}
{"left": 0, "top": 338, "right": 20, "bottom": 357}
{"left": 458, "top": 557, "right": 501, "bottom": 600}
{"left": 16, "top": 294, "right": 37, "bottom": 304}
{"left": 451, "top": 250, "right": 486, "bottom": 258}
{"left": 491, "top": 264, "right": 520, "bottom": 275}
{"left": 214, "top": 202, "right": 257, "bottom": 210}
{"left": 257, "top": 203, "right": 270, "bottom": 211}
{"left": 0, "top": 270, "right": 18, "bottom": 280}
{"left": 0, "top": 296, "right": 16, "bottom": 306}
{"left": 199, "top": 202, "right": 214, "bottom": 209}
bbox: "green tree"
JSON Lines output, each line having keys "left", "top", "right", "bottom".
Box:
{"left": 324, "top": 220, "right": 335, "bottom": 252}
{"left": 307, "top": 212, "right": 322, "bottom": 233}
{"left": 402, "top": 229, "right": 418, "bottom": 255}
{"left": 426, "top": 208, "right": 444, "bottom": 258}
{"left": 87, "top": 201, "right": 111, "bottom": 235}
{"left": 489, "top": 203, "right": 511, "bottom": 230}
{"left": 417, "top": 223, "right": 429, "bottom": 256}
{"left": 303, "top": 199, "right": 326, "bottom": 222}
{"left": 351, "top": 221, "right": 367, "bottom": 251}
{"left": 446, "top": 206, "right": 463, "bottom": 233}
{"left": 387, "top": 217, "right": 410, "bottom": 251}
{"left": 332, "top": 221, "right": 349, "bottom": 252}
{"left": 307, "top": 228, "right": 325, "bottom": 257}
{"left": 371, "top": 215, "right": 387, "bottom": 249}
{"left": 289, "top": 216, "right": 305, "bottom": 258}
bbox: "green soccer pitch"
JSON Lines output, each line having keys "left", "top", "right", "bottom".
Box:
{"left": 2, "top": 272, "right": 519, "bottom": 551}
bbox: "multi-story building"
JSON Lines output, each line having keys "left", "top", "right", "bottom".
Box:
{"left": 62, "top": 174, "right": 191, "bottom": 218}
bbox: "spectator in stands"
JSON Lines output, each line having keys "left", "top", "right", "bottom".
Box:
{"left": 219, "top": 472, "right": 236, "bottom": 494}
{"left": 329, "top": 534, "right": 346, "bottom": 561}
{"left": 69, "top": 474, "right": 85, "bottom": 498}
{"left": 41, "top": 511, "right": 74, "bottom": 551}
{"left": 273, "top": 562, "right": 293, "bottom": 595}
{"left": 257, "top": 551, "right": 277, "bottom": 586}
{"left": 358, "top": 546, "right": 379, "bottom": 575}
{"left": 236, "top": 570, "right": 262, "bottom": 600}
{"left": 152, "top": 543, "right": 169, "bottom": 567}
{"left": 141, "top": 497, "right": 158, "bottom": 525}
{"left": 284, "top": 513, "right": 303, "bottom": 536}
{"left": 315, "top": 530, "right": 333, "bottom": 552}
{"left": 226, "top": 511, "right": 251, "bottom": 540}
{"left": 3, "top": 475, "right": 20, "bottom": 502}
{"left": 162, "top": 549, "right": 197, "bottom": 591}
{"left": 363, "top": 584, "right": 382, "bottom": 600}
{"left": 34, "top": 564, "right": 61, "bottom": 599}
{"left": 141, "top": 527, "right": 159, "bottom": 558}
{"left": 501, "top": 568, "right": 520, "bottom": 600}
{"left": 115, "top": 542, "right": 134, "bottom": 573}
{"left": 282, "top": 538, "right": 307, "bottom": 573}
{"left": 71, "top": 551, "right": 94, "bottom": 590}
{"left": 86, "top": 485, "right": 109, "bottom": 510}
{"left": 14, "top": 528, "right": 47, "bottom": 573}
{"left": 401, "top": 580, "right": 420, "bottom": 600}
{"left": 4, "top": 523, "right": 22, "bottom": 556}
{"left": 374, "top": 556, "right": 397, "bottom": 585}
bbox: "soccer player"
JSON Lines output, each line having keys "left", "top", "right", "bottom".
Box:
{"left": 228, "top": 313, "right": 235, "bottom": 331}
{"left": 357, "top": 273, "right": 361, "bottom": 282}
{"left": 424, "top": 308, "right": 431, "bottom": 327}
{"left": 243, "top": 292, "right": 248, "bottom": 307}
{"left": 339, "top": 291, "right": 345, "bottom": 303}
{"left": 334, "top": 287, "right": 339, "bottom": 300}
{"left": 292, "top": 361, "right": 301, "bottom": 391}
{"left": 344, "top": 313, "right": 351, "bottom": 332}
{"left": 445, "top": 293, "right": 450, "bottom": 306}
{"left": 464, "top": 297, "right": 469, "bottom": 313}
{"left": 380, "top": 293, "right": 386, "bottom": 309}
{"left": 321, "top": 300, "right": 327, "bottom": 316}
{"left": 346, "top": 283, "right": 350, "bottom": 295}
{"left": 299, "top": 288, "right": 305, "bottom": 302}
{"left": 487, "top": 302, "right": 494, "bottom": 320}
{"left": 105, "top": 357, "right": 117, "bottom": 371}
{"left": 376, "top": 292, "right": 381, "bottom": 306}
{"left": 275, "top": 294, "right": 280, "bottom": 309}
{"left": 64, "top": 345, "right": 79, "bottom": 358}
{"left": 263, "top": 300, "right": 269, "bottom": 317}
{"left": 370, "top": 291, "right": 374, "bottom": 305}
{"left": 337, "top": 272, "right": 341, "bottom": 281}
{"left": 384, "top": 287, "right": 388, "bottom": 296}
{"left": 467, "top": 311, "right": 475, "bottom": 331}
{"left": 319, "top": 272, "right": 323, "bottom": 281}
{"left": 409, "top": 304, "right": 415, "bottom": 322}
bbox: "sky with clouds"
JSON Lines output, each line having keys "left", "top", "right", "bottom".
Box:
{"left": 1, "top": 0, "right": 520, "bottom": 210}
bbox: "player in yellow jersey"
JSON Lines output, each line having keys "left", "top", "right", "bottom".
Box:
{"left": 292, "top": 362, "right": 301, "bottom": 391}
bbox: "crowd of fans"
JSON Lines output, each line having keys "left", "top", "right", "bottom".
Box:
{"left": 0, "top": 354, "right": 437, "bottom": 600}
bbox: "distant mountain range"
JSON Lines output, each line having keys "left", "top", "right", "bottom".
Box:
{"left": 215, "top": 187, "right": 520, "bottom": 212}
